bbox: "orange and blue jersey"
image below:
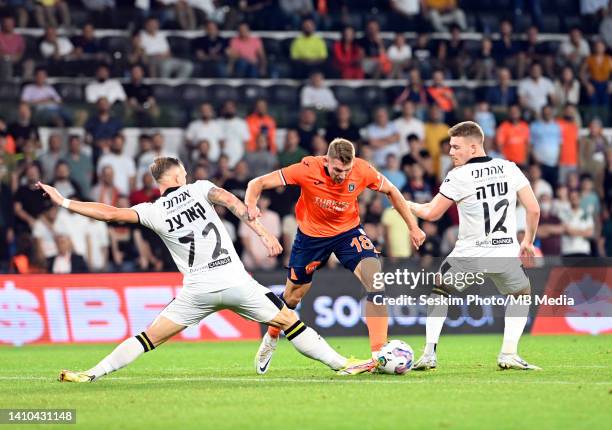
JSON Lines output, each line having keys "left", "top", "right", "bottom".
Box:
{"left": 278, "top": 156, "right": 385, "bottom": 238}
{"left": 277, "top": 156, "right": 385, "bottom": 284}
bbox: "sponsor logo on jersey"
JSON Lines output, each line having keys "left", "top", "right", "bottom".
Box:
{"left": 208, "top": 256, "right": 232, "bottom": 268}
{"left": 305, "top": 261, "right": 322, "bottom": 275}
{"left": 348, "top": 183, "right": 356, "bottom": 192}
{"left": 492, "top": 237, "right": 513, "bottom": 245}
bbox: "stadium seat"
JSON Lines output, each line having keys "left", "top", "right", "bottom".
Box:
{"left": 270, "top": 84, "right": 299, "bottom": 105}
{"left": 179, "top": 84, "right": 211, "bottom": 105}
{"left": 358, "top": 86, "right": 385, "bottom": 106}
{"left": 167, "top": 36, "right": 192, "bottom": 58}
{"left": 332, "top": 85, "right": 360, "bottom": 105}
{"left": 239, "top": 84, "right": 269, "bottom": 105}
{"left": 0, "top": 82, "right": 21, "bottom": 101}
{"left": 209, "top": 84, "right": 239, "bottom": 103}
{"left": 455, "top": 87, "right": 475, "bottom": 106}
{"left": 541, "top": 16, "right": 561, "bottom": 33}
{"left": 56, "top": 83, "right": 84, "bottom": 102}
{"left": 152, "top": 84, "right": 179, "bottom": 103}
{"left": 477, "top": 13, "right": 500, "bottom": 33}
{"left": 101, "top": 36, "right": 129, "bottom": 57}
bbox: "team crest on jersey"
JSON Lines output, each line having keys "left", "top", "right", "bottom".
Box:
{"left": 348, "top": 183, "right": 356, "bottom": 192}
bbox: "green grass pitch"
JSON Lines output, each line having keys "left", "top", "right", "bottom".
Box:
{"left": 1, "top": 335, "right": 610, "bottom": 430}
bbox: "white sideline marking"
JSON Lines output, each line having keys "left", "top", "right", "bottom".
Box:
{"left": 0, "top": 376, "right": 611, "bottom": 386}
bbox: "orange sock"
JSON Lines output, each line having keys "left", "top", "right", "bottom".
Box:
{"left": 365, "top": 301, "right": 388, "bottom": 353}
{"left": 267, "top": 325, "right": 281, "bottom": 338}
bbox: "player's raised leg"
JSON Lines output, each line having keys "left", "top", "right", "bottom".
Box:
{"left": 59, "top": 316, "right": 186, "bottom": 382}
{"left": 255, "top": 279, "right": 312, "bottom": 374}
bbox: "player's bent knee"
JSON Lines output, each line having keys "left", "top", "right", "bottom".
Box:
{"left": 356, "top": 257, "right": 381, "bottom": 292}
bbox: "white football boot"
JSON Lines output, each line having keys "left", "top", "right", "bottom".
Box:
{"left": 497, "top": 353, "right": 542, "bottom": 370}
{"left": 411, "top": 353, "right": 437, "bottom": 371}
{"left": 254, "top": 332, "right": 278, "bottom": 375}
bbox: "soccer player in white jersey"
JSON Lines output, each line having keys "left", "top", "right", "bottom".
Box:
{"left": 36, "top": 157, "right": 376, "bottom": 382}
{"left": 408, "top": 121, "right": 542, "bottom": 370}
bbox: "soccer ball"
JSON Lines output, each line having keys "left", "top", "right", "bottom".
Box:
{"left": 376, "top": 340, "right": 414, "bottom": 375}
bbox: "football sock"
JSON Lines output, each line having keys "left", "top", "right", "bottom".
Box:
{"left": 424, "top": 292, "right": 449, "bottom": 355}
{"left": 284, "top": 320, "right": 346, "bottom": 370}
{"left": 268, "top": 292, "right": 295, "bottom": 339}
{"left": 87, "top": 332, "right": 154, "bottom": 380}
{"left": 501, "top": 298, "right": 529, "bottom": 355}
{"left": 365, "top": 293, "right": 388, "bottom": 354}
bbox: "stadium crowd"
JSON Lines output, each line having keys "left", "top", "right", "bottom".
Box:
{"left": 0, "top": 0, "right": 612, "bottom": 274}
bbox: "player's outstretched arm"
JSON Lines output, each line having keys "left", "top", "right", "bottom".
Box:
{"left": 37, "top": 182, "right": 139, "bottom": 223}
{"left": 208, "top": 186, "right": 283, "bottom": 257}
{"left": 245, "top": 171, "right": 284, "bottom": 220}
{"left": 379, "top": 180, "right": 426, "bottom": 249}
{"left": 409, "top": 194, "right": 454, "bottom": 222}
{"left": 517, "top": 185, "right": 541, "bottom": 257}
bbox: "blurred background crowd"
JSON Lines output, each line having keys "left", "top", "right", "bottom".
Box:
{"left": 0, "top": 0, "right": 611, "bottom": 274}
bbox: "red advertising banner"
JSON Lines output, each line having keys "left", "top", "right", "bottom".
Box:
{"left": 0, "top": 273, "right": 261, "bottom": 346}
{"left": 531, "top": 267, "right": 612, "bottom": 335}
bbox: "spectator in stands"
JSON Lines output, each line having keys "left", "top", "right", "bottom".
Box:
{"left": 81, "top": 0, "right": 116, "bottom": 28}
{"left": 40, "top": 25, "right": 74, "bottom": 62}
{"left": 599, "top": 202, "right": 612, "bottom": 256}
{"left": 192, "top": 20, "right": 227, "bottom": 77}
{"left": 13, "top": 163, "right": 46, "bottom": 234}
{"left": 0, "top": 15, "right": 31, "bottom": 81}
{"left": 84, "top": 97, "right": 123, "bottom": 148}
{"left": 436, "top": 24, "right": 466, "bottom": 79}
{"left": 560, "top": 27, "right": 591, "bottom": 71}
{"left": 244, "top": 134, "right": 277, "bottom": 178}
{"left": 279, "top": 0, "right": 317, "bottom": 30}
{"left": 136, "top": 132, "right": 178, "bottom": 185}
{"left": 426, "top": 69, "right": 456, "bottom": 123}
{"left": 300, "top": 71, "right": 338, "bottom": 111}
{"left": 560, "top": 189, "right": 594, "bottom": 257}
{"left": 424, "top": 105, "right": 449, "bottom": 178}
{"left": 72, "top": 22, "right": 109, "bottom": 65}
{"left": 519, "top": 25, "right": 554, "bottom": 78}
{"left": 485, "top": 68, "right": 517, "bottom": 116}
{"left": 126, "top": 31, "right": 147, "bottom": 69}
{"left": 8, "top": 103, "right": 39, "bottom": 153}
{"left": 580, "top": 173, "right": 600, "bottom": 218}
{"left": 579, "top": 118, "right": 609, "bottom": 196}
{"left": 0, "top": 135, "right": 16, "bottom": 187}
{"left": 50, "top": 160, "right": 83, "bottom": 200}
{"left": 219, "top": 100, "right": 250, "bottom": 168}
{"left": 601, "top": 5, "right": 612, "bottom": 49}
{"left": 325, "top": 104, "right": 362, "bottom": 147}
{"left": 239, "top": 192, "right": 280, "bottom": 270}
{"left": 295, "top": 107, "right": 318, "bottom": 154}
{"left": 518, "top": 62, "right": 555, "bottom": 118}
{"left": 185, "top": 103, "right": 224, "bottom": 162}
{"left": 85, "top": 64, "right": 127, "bottom": 105}
{"left": 530, "top": 105, "right": 562, "bottom": 189}
{"left": 367, "top": 107, "right": 401, "bottom": 168}
{"left": 237, "top": 0, "right": 277, "bottom": 30}
{"left": 496, "top": 104, "right": 530, "bottom": 166}
{"left": 359, "top": 19, "right": 389, "bottom": 79}
{"left": 536, "top": 193, "right": 563, "bottom": 255}
{"left": 493, "top": 20, "right": 521, "bottom": 76}
{"left": 139, "top": 17, "right": 193, "bottom": 78}
{"left": 311, "top": 134, "right": 328, "bottom": 156}
{"left": 471, "top": 37, "right": 495, "bottom": 80}
{"left": 97, "top": 134, "right": 136, "bottom": 196}
{"left": 389, "top": 0, "right": 421, "bottom": 32}
{"left": 53, "top": 195, "right": 91, "bottom": 261}
{"left": 129, "top": 171, "right": 160, "bottom": 206}
{"left": 412, "top": 33, "right": 436, "bottom": 78}
{"left": 228, "top": 22, "right": 266, "bottom": 78}
{"left": 474, "top": 100, "right": 496, "bottom": 143}
{"left": 394, "top": 68, "right": 428, "bottom": 118}
{"left": 528, "top": 163, "right": 553, "bottom": 199}
{"left": 83, "top": 214, "right": 110, "bottom": 272}
{"left": 0, "top": 167, "right": 14, "bottom": 270}
{"left": 223, "top": 159, "right": 249, "bottom": 208}
{"left": 553, "top": 66, "right": 581, "bottom": 111}
{"left": 387, "top": 33, "right": 412, "bottom": 79}
{"left": 246, "top": 99, "right": 276, "bottom": 153}
{"left": 35, "top": 0, "right": 70, "bottom": 28}
{"left": 290, "top": 17, "right": 327, "bottom": 79}
{"left": 65, "top": 134, "right": 93, "bottom": 199}
{"left": 423, "top": 0, "right": 467, "bottom": 32}
{"left": 557, "top": 104, "right": 580, "bottom": 184}
{"left": 381, "top": 190, "right": 413, "bottom": 259}
{"left": 332, "top": 25, "right": 364, "bottom": 79}
{"left": 394, "top": 100, "right": 425, "bottom": 156}
{"left": 123, "top": 64, "right": 159, "bottom": 126}
{"left": 278, "top": 129, "right": 307, "bottom": 167}
{"left": 38, "top": 132, "right": 63, "bottom": 183}
{"left": 381, "top": 153, "right": 407, "bottom": 192}
{"left": 513, "top": 0, "right": 543, "bottom": 31}
{"left": 32, "top": 204, "right": 58, "bottom": 261}
{"left": 170, "top": 0, "right": 198, "bottom": 30}
{"left": 90, "top": 165, "right": 119, "bottom": 206}
{"left": 406, "top": 162, "right": 433, "bottom": 203}
{"left": 21, "top": 67, "right": 70, "bottom": 127}
{"left": 581, "top": 39, "right": 612, "bottom": 112}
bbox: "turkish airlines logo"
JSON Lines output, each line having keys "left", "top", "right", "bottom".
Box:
{"left": 0, "top": 275, "right": 260, "bottom": 346}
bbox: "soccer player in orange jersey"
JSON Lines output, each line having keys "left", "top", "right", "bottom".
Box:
{"left": 245, "top": 138, "right": 426, "bottom": 374}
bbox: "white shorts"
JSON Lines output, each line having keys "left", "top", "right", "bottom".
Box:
{"left": 159, "top": 279, "right": 283, "bottom": 327}
{"left": 439, "top": 257, "right": 530, "bottom": 295}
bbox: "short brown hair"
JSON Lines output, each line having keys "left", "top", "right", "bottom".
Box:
{"left": 448, "top": 121, "right": 484, "bottom": 145}
{"left": 149, "top": 157, "right": 182, "bottom": 181}
{"left": 327, "top": 138, "right": 355, "bottom": 164}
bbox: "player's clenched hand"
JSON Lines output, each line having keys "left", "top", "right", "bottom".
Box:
{"left": 260, "top": 233, "right": 283, "bottom": 257}
{"left": 411, "top": 227, "right": 426, "bottom": 250}
{"left": 246, "top": 203, "right": 261, "bottom": 221}
{"left": 36, "top": 181, "right": 64, "bottom": 206}
{"left": 519, "top": 240, "right": 536, "bottom": 257}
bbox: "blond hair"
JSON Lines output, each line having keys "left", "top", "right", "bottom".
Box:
{"left": 327, "top": 138, "right": 355, "bottom": 164}
{"left": 448, "top": 121, "right": 485, "bottom": 145}
{"left": 149, "top": 157, "right": 182, "bottom": 181}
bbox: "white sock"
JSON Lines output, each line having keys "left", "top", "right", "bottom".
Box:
{"left": 285, "top": 321, "right": 346, "bottom": 370}
{"left": 424, "top": 293, "right": 448, "bottom": 355}
{"left": 87, "top": 333, "right": 153, "bottom": 380}
{"left": 501, "top": 298, "right": 529, "bottom": 355}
